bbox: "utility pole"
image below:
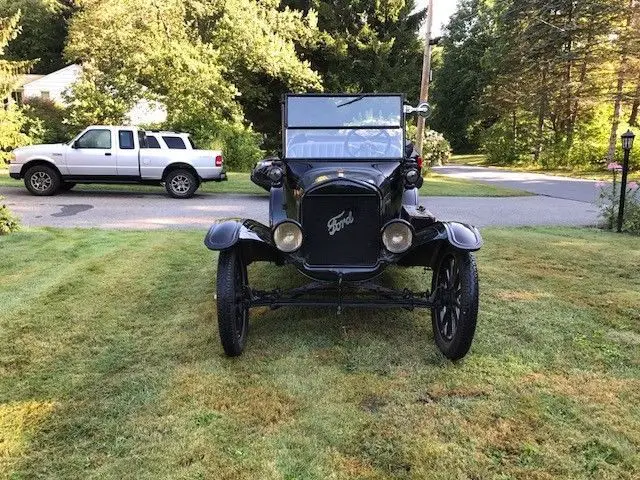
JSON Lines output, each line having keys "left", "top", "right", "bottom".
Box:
{"left": 416, "top": 0, "right": 434, "bottom": 156}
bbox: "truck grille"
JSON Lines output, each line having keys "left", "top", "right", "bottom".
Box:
{"left": 301, "top": 191, "right": 380, "bottom": 267}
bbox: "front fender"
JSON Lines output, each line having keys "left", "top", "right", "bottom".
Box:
{"left": 204, "top": 219, "right": 281, "bottom": 265}
{"left": 398, "top": 221, "right": 482, "bottom": 268}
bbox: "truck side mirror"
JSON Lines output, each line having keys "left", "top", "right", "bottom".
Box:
{"left": 71, "top": 141, "right": 78, "bottom": 149}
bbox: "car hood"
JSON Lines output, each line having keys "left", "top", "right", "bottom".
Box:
{"left": 287, "top": 161, "right": 401, "bottom": 192}
{"left": 14, "top": 143, "right": 67, "bottom": 156}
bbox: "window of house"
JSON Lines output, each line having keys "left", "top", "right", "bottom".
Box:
{"left": 76, "top": 129, "right": 112, "bottom": 149}
{"left": 162, "top": 136, "right": 186, "bottom": 149}
{"left": 40, "top": 91, "right": 50, "bottom": 99}
{"left": 119, "top": 130, "right": 135, "bottom": 149}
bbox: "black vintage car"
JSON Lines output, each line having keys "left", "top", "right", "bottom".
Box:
{"left": 205, "top": 94, "right": 482, "bottom": 359}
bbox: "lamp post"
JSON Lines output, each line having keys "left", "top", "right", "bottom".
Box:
{"left": 617, "top": 129, "right": 635, "bottom": 233}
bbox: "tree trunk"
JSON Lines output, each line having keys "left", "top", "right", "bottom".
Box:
{"left": 606, "top": 1, "right": 635, "bottom": 161}
{"left": 629, "top": 77, "right": 640, "bottom": 127}
{"left": 534, "top": 66, "right": 547, "bottom": 163}
{"left": 607, "top": 61, "right": 627, "bottom": 162}
{"left": 567, "top": 36, "right": 594, "bottom": 149}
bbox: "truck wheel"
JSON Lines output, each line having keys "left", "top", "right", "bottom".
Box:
{"left": 165, "top": 169, "right": 199, "bottom": 198}
{"left": 431, "top": 250, "right": 479, "bottom": 361}
{"left": 216, "top": 247, "right": 249, "bottom": 357}
{"left": 24, "top": 165, "right": 61, "bottom": 196}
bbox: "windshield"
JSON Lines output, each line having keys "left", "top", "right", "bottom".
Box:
{"left": 285, "top": 95, "right": 404, "bottom": 160}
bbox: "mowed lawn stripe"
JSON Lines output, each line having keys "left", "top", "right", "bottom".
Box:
{"left": 0, "top": 227, "right": 639, "bottom": 479}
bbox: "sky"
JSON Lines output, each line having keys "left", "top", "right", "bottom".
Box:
{"left": 416, "top": 0, "right": 459, "bottom": 36}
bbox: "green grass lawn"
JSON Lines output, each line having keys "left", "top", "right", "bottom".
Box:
{"left": 450, "top": 154, "right": 640, "bottom": 182}
{"left": 1, "top": 227, "right": 639, "bottom": 479}
{"left": 0, "top": 167, "right": 528, "bottom": 197}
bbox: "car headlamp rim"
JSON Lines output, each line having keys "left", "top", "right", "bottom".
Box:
{"left": 381, "top": 219, "right": 414, "bottom": 254}
{"left": 272, "top": 220, "right": 304, "bottom": 253}
{"left": 404, "top": 168, "right": 420, "bottom": 184}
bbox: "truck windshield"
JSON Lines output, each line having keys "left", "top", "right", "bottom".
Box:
{"left": 285, "top": 95, "right": 403, "bottom": 160}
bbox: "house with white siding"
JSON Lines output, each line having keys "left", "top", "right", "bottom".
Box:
{"left": 9, "top": 64, "right": 167, "bottom": 126}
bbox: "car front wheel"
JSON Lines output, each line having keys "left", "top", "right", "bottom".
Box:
{"left": 24, "top": 165, "right": 62, "bottom": 196}
{"left": 216, "top": 247, "right": 249, "bottom": 356}
{"left": 165, "top": 169, "right": 199, "bottom": 198}
{"left": 431, "top": 250, "right": 479, "bottom": 361}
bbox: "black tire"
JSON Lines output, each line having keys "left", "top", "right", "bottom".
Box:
{"left": 24, "top": 165, "right": 61, "bottom": 196}
{"left": 164, "top": 169, "right": 199, "bottom": 198}
{"left": 60, "top": 182, "right": 76, "bottom": 191}
{"left": 431, "top": 250, "right": 479, "bottom": 361}
{"left": 216, "top": 247, "right": 249, "bottom": 356}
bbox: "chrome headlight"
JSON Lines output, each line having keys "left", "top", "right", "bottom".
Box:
{"left": 382, "top": 220, "right": 413, "bottom": 254}
{"left": 273, "top": 221, "right": 303, "bottom": 252}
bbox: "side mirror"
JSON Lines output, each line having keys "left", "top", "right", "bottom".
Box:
{"left": 403, "top": 102, "right": 432, "bottom": 118}
{"left": 71, "top": 141, "right": 78, "bottom": 149}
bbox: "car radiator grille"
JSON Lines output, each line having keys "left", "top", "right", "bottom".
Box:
{"left": 301, "top": 193, "right": 380, "bottom": 267}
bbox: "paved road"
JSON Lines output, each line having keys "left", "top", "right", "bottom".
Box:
{"left": 1, "top": 186, "right": 598, "bottom": 229}
{"left": 433, "top": 165, "right": 599, "bottom": 203}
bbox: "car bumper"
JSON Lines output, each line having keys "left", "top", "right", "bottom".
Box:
{"left": 198, "top": 167, "right": 225, "bottom": 182}
{"left": 8, "top": 164, "right": 21, "bottom": 179}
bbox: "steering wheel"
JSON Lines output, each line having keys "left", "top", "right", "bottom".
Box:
{"left": 344, "top": 130, "right": 392, "bottom": 157}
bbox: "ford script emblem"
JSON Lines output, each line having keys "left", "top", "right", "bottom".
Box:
{"left": 327, "top": 210, "right": 354, "bottom": 236}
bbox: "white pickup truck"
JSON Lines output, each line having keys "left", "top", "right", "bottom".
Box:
{"left": 8, "top": 125, "right": 226, "bottom": 198}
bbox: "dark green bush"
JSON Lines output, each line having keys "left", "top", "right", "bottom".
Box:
{"left": 23, "top": 97, "right": 73, "bottom": 144}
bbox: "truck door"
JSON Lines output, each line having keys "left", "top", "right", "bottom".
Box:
{"left": 66, "top": 128, "right": 117, "bottom": 176}
{"left": 115, "top": 129, "right": 140, "bottom": 177}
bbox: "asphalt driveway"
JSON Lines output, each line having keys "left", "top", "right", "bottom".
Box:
{"left": 433, "top": 165, "right": 599, "bottom": 203}
{"left": 1, "top": 186, "right": 599, "bottom": 229}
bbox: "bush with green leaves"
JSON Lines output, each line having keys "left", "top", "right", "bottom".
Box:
{"left": 406, "top": 124, "right": 452, "bottom": 166}
{"left": 0, "top": 196, "right": 20, "bottom": 235}
{"left": 596, "top": 163, "right": 640, "bottom": 235}
{"left": 23, "top": 97, "right": 74, "bottom": 144}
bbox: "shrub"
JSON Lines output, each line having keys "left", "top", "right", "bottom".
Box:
{"left": 0, "top": 197, "right": 20, "bottom": 235}
{"left": 406, "top": 124, "right": 452, "bottom": 166}
{"left": 166, "top": 119, "right": 264, "bottom": 172}
{"left": 596, "top": 163, "right": 640, "bottom": 235}
{"left": 0, "top": 105, "right": 33, "bottom": 164}
{"left": 22, "top": 97, "right": 73, "bottom": 144}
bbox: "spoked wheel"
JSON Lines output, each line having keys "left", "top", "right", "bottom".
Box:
{"left": 24, "top": 165, "right": 61, "bottom": 196}
{"left": 165, "top": 169, "right": 199, "bottom": 198}
{"left": 216, "top": 247, "right": 249, "bottom": 356}
{"left": 431, "top": 250, "right": 479, "bottom": 360}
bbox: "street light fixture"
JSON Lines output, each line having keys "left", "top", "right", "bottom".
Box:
{"left": 622, "top": 130, "right": 635, "bottom": 151}
{"left": 617, "top": 130, "right": 635, "bottom": 233}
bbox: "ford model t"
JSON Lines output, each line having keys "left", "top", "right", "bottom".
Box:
{"left": 205, "top": 94, "right": 482, "bottom": 359}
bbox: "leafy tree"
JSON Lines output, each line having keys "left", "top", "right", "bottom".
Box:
{"left": 65, "top": 0, "right": 322, "bottom": 165}
{"left": 1, "top": 12, "right": 35, "bottom": 162}
{"left": 430, "top": 0, "right": 496, "bottom": 152}
{"left": 0, "top": 0, "right": 74, "bottom": 74}
{"left": 434, "top": 0, "right": 639, "bottom": 169}
{"left": 286, "top": 0, "right": 425, "bottom": 99}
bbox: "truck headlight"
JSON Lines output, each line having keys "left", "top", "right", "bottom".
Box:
{"left": 9, "top": 152, "right": 16, "bottom": 164}
{"left": 382, "top": 220, "right": 413, "bottom": 254}
{"left": 273, "top": 221, "right": 303, "bottom": 252}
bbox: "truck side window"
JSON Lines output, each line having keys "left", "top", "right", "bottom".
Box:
{"left": 146, "top": 136, "right": 161, "bottom": 149}
{"left": 163, "top": 136, "right": 186, "bottom": 149}
{"left": 137, "top": 131, "right": 148, "bottom": 148}
{"left": 119, "top": 130, "right": 135, "bottom": 150}
{"left": 76, "top": 129, "right": 112, "bottom": 149}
